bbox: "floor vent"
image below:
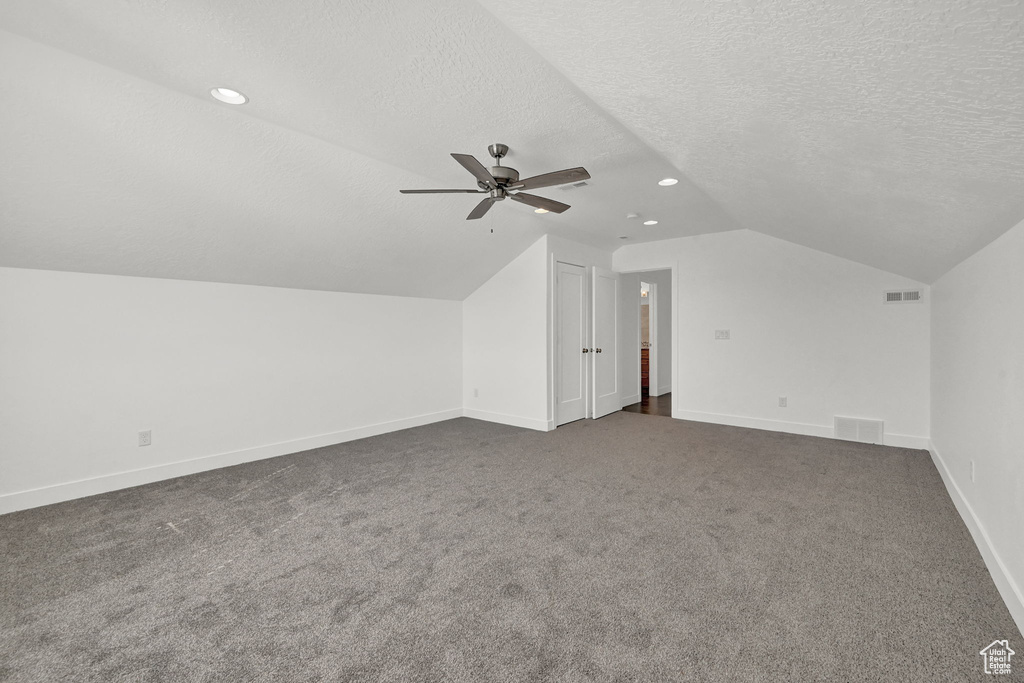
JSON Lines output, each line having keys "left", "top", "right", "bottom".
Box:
{"left": 834, "top": 417, "right": 884, "bottom": 444}
{"left": 884, "top": 289, "right": 923, "bottom": 304}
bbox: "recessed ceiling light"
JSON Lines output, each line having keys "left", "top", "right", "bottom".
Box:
{"left": 644, "top": 220, "right": 658, "bottom": 226}
{"left": 658, "top": 178, "right": 678, "bottom": 186}
{"left": 534, "top": 208, "right": 549, "bottom": 214}
{"left": 210, "top": 87, "right": 247, "bottom": 104}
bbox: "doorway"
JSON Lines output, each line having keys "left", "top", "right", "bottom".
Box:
{"left": 621, "top": 269, "right": 672, "bottom": 417}
{"left": 640, "top": 280, "right": 654, "bottom": 396}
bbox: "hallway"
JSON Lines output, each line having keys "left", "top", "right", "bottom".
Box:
{"left": 622, "top": 392, "right": 672, "bottom": 417}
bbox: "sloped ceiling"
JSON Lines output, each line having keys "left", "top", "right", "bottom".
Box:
{"left": 1, "top": 1, "right": 1021, "bottom": 298}
{"left": 482, "top": 0, "right": 1024, "bottom": 283}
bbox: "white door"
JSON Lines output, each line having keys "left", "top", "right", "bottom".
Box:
{"left": 617, "top": 272, "right": 641, "bottom": 407}
{"left": 556, "top": 262, "right": 587, "bottom": 426}
{"left": 591, "top": 267, "right": 620, "bottom": 418}
{"left": 648, "top": 282, "right": 659, "bottom": 396}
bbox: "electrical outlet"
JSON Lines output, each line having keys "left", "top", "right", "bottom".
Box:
{"left": 778, "top": 396, "right": 787, "bottom": 408}
{"left": 715, "top": 329, "right": 730, "bottom": 340}
{"left": 138, "top": 430, "right": 151, "bottom": 447}
{"left": 473, "top": 388, "right": 479, "bottom": 398}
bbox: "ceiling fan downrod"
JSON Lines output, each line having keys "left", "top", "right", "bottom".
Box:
{"left": 487, "top": 143, "right": 509, "bottom": 165}
{"left": 485, "top": 143, "right": 519, "bottom": 188}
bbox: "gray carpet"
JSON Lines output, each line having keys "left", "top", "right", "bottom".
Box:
{"left": 1, "top": 414, "right": 1019, "bottom": 682}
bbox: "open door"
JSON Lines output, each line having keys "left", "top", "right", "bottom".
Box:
{"left": 618, "top": 272, "right": 641, "bottom": 407}
{"left": 648, "top": 282, "right": 658, "bottom": 396}
{"left": 591, "top": 267, "right": 620, "bottom": 418}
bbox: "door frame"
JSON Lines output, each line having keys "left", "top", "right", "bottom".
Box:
{"left": 617, "top": 266, "right": 678, "bottom": 414}
{"left": 549, "top": 259, "right": 679, "bottom": 425}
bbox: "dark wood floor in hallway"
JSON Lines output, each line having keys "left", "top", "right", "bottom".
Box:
{"left": 622, "top": 392, "right": 672, "bottom": 417}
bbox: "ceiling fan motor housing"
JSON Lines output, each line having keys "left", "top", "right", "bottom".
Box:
{"left": 489, "top": 165, "right": 519, "bottom": 185}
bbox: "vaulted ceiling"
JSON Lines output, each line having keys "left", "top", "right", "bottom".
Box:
{"left": 2, "top": 1, "right": 1022, "bottom": 298}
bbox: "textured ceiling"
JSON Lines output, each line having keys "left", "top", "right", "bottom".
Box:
{"left": 0, "top": 0, "right": 737, "bottom": 299}
{"left": 480, "top": 0, "right": 1024, "bottom": 283}
{"left": 1, "top": 1, "right": 1022, "bottom": 297}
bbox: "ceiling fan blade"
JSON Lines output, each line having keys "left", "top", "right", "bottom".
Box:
{"left": 512, "top": 167, "right": 590, "bottom": 192}
{"left": 400, "top": 189, "right": 487, "bottom": 194}
{"left": 509, "top": 192, "right": 571, "bottom": 214}
{"left": 467, "top": 197, "right": 498, "bottom": 220}
{"left": 451, "top": 153, "right": 497, "bottom": 188}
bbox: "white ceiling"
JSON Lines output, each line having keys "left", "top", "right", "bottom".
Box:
{"left": 1, "top": 1, "right": 1021, "bottom": 298}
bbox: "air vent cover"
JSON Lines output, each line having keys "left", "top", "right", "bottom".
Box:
{"left": 884, "top": 289, "right": 923, "bottom": 304}
{"left": 835, "top": 417, "right": 884, "bottom": 444}
{"left": 560, "top": 181, "right": 590, "bottom": 190}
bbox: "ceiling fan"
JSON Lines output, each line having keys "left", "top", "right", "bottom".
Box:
{"left": 400, "top": 144, "right": 591, "bottom": 220}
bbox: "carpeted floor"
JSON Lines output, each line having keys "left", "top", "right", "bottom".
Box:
{"left": 1, "top": 414, "right": 1019, "bottom": 682}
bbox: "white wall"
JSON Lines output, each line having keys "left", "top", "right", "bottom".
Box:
{"left": 614, "top": 230, "right": 930, "bottom": 446}
{"left": 547, "top": 235, "right": 613, "bottom": 274}
{"left": 462, "top": 236, "right": 550, "bottom": 430}
{"left": 930, "top": 217, "right": 1024, "bottom": 632}
{"left": 0, "top": 267, "right": 462, "bottom": 513}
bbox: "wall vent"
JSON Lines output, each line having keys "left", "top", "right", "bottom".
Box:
{"left": 560, "top": 181, "right": 590, "bottom": 190}
{"left": 884, "top": 289, "right": 923, "bottom": 304}
{"left": 834, "top": 417, "right": 884, "bottom": 444}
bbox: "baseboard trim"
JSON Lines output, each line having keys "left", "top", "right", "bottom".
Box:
{"left": 0, "top": 408, "right": 464, "bottom": 515}
{"left": 673, "top": 410, "right": 833, "bottom": 439}
{"left": 462, "top": 408, "right": 551, "bottom": 432}
{"left": 929, "top": 442, "right": 1024, "bottom": 635}
{"left": 672, "top": 410, "right": 928, "bottom": 449}
{"left": 884, "top": 433, "right": 930, "bottom": 449}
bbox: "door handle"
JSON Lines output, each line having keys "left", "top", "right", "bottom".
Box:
{"left": 595, "top": 348, "right": 602, "bottom": 353}
{"left": 582, "top": 348, "right": 589, "bottom": 353}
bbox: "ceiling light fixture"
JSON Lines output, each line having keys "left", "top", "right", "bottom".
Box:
{"left": 644, "top": 220, "right": 658, "bottom": 226}
{"left": 535, "top": 208, "right": 549, "bottom": 214}
{"left": 210, "top": 87, "right": 247, "bottom": 104}
{"left": 658, "top": 178, "right": 678, "bottom": 186}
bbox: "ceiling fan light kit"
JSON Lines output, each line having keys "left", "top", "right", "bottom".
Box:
{"left": 400, "top": 143, "right": 590, "bottom": 220}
